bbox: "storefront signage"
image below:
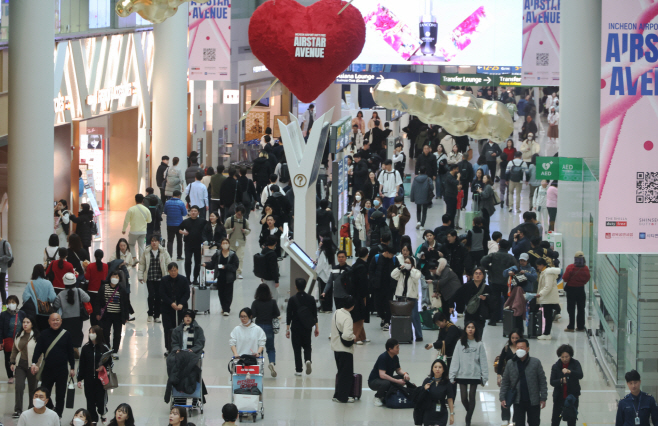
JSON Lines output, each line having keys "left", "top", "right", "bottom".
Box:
{"left": 189, "top": 0, "right": 232, "bottom": 81}
{"left": 294, "top": 33, "right": 326, "bottom": 58}
{"left": 53, "top": 95, "right": 73, "bottom": 113}
{"left": 440, "top": 73, "right": 523, "bottom": 86}
{"left": 476, "top": 66, "right": 522, "bottom": 75}
{"left": 86, "top": 82, "right": 136, "bottom": 110}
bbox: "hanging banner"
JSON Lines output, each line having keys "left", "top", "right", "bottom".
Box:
{"left": 521, "top": 0, "right": 560, "bottom": 86}
{"left": 188, "top": 0, "right": 231, "bottom": 81}
{"left": 599, "top": 0, "right": 658, "bottom": 253}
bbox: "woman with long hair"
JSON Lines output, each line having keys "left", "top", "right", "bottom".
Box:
{"left": 316, "top": 237, "right": 336, "bottom": 313}
{"left": 368, "top": 111, "right": 384, "bottom": 130}
{"left": 204, "top": 238, "right": 239, "bottom": 316}
{"left": 434, "top": 145, "right": 448, "bottom": 200}
{"left": 418, "top": 359, "right": 455, "bottom": 426}
{"left": 258, "top": 215, "right": 282, "bottom": 257}
{"left": 70, "top": 203, "right": 96, "bottom": 254}
{"left": 251, "top": 283, "right": 281, "bottom": 377}
{"left": 471, "top": 168, "right": 485, "bottom": 204}
{"left": 21, "top": 265, "right": 57, "bottom": 330}
{"left": 54, "top": 199, "right": 71, "bottom": 247}
{"left": 363, "top": 171, "right": 379, "bottom": 202}
{"left": 97, "top": 271, "right": 129, "bottom": 359}
{"left": 68, "top": 233, "right": 90, "bottom": 276}
{"left": 53, "top": 272, "right": 90, "bottom": 352}
{"left": 350, "top": 190, "right": 368, "bottom": 252}
{"left": 77, "top": 326, "right": 113, "bottom": 424}
{"left": 108, "top": 238, "right": 135, "bottom": 269}
{"left": 84, "top": 250, "right": 107, "bottom": 327}
{"left": 168, "top": 406, "right": 188, "bottom": 426}
{"left": 449, "top": 321, "right": 488, "bottom": 426}
{"left": 496, "top": 330, "right": 522, "bottom": 426}
{"left": 202, "top": 211, "right": 227, "bottom": 248}
{"left": 107, "top": 403, "right": 135, "bottom": 426}
{"left": 351, "top": 110, "right": 365, "bottom": 133}
{"left": 43, "top": 234, "right": 60, "bottom": 267}
{"left": 391, "top": 256, "right": 423, "bottom": 341}
{"left": 9, "top": 316, "right": 38, "bottom": 418}
{"left": 46, "top": 248, "right": 75, "bottom": 293}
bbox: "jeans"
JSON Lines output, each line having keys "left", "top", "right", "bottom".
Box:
{"left": 513, "top": 401, "right": 541, "bottom": 426}
{"left": 184, "top": 244, "right": 202, "bottom": 283}
{"left": 552, "top": 396, "right": 578, "bottom": 426}
{"left": 408, "top": 298, "right": 423, "bottom": 340}
{"left": 167, "top": 226, "right": 183, "bottom": 259}
{"left": 566, "top": 286, "right": 586, "bottom": 330}
{"left": 259, "top": 323, "right": 276, "bottom": 364}
{"left": 435, "top": 175, "right": 442, "bottom": 198}
{"left": 146, "top": 280, "right": 162, "bottom": 319}
{"left": 416, "top": 204, "right": 429, "bottom": 227}
{"left": 333, "top": 351, "right": 354, "bottom": 402}
{"left": 217, "top": 279, "right": 235, "bottom": 313}
{"left": 291, "top": 324, "right": 312, "bottom": 373}
{"left": 101, "top": 312, "right": 123, "bottom": 353}
{"left": 369, "top": 375, "right": 403, "bottom": 399}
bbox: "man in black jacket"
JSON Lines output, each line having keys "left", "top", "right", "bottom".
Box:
{"left": 316, "top": 199, "right": 336, "bottom": 239}
{"left": 266, "top": 185, "right": 293, "bottom": 227}
{"left": 156, "top": 155, "right": 169, "bottom": 200}
{"left": 219, "top": 167, "right": 243, "bottom": 219}
{"left": 368, "top": 245, "right": 396, "bottom": 330}
{"left": 443, "top": 165, "right": 461, "bottom": 227}
{"left": 160, "top": 263, "right": 191, "bottom": 356}
{"left": 457, "top": 157, "right": 474, "bottom": 209}
{"left": 415, "top": 145, "right": 438, "bottom": 183}
{"left": 480, "top": 140, "right": 503, "bottom": 181}
{"left": 480, "top": 240, "right": 518, "bottom": 326}
{"left": 440, "top": 230, "right": 473, "bottom": 280}
{"left": 31, "top": 313, "right": 75, "bottom": 417}
{"left": 238, "top": 165, "right": 258, "bottom": 220}
{"left": 286, "top": 278, "right": 319, "bottom": 375}
{"left": 352, "top": 153, "right": 369, "bottom": 193}
{"left": 261, "top": 236, "right": 280, "bottom": 301}
{"left": 179, "top": 206, "right": 207, "bottom": 284}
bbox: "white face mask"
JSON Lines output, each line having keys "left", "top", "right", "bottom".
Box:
{"left": 89, "top": 333, "right": 97, "bottom": 341}
{"left": 73, "top": 418, "right": 85, "bottom": 426}
{"left": 395, "top": 203, "right": 402, "bottom": 208}
{"left": 516, "top": 349, "right": 527, "bottom": 359}
{"left": 404, "top": 263, "right": 412, "bottom": 270}
{"left": 33, "top": 398, "right": 46, "bottom": 409}
{"left": 222, "top": 244, "right": 230, "bottom": 250}
{"left": 111, "top": 277, "right": 119, "bottom": 284}
{"left": 8, "top": 303, "right": 17, "bottom": 311}
{"left": 355, "top": 195, "right": 362, "bottom": 201}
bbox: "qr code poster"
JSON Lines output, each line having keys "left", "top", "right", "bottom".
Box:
{"left": 188, "top": 1, "right": 231, "bottom": 81}
{"left": 521, "top": 1, "right": 560, "bottom": 86}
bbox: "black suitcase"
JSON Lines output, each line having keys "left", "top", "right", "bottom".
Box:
{"left": 390, "top": 316, "right": 413, "bottom": 343}
{"left": 527, "top": 310, "right": 543, "bottom": 338}
{"left": 502, "top": 309, "right": 515, "bottom": 338}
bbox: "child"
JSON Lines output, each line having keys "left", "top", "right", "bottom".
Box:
{"left": 488, "top": 231, "right": 502, "bottom": 253}
{"left": 455, "top": 188, "right": 464, "bottom": 230}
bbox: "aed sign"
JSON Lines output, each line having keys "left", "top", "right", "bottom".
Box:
{"left": 294, "top": 33, "right": 326, "bottom": 58}
{"left": 536, "top": 157, "right": 558, "bottom": 180}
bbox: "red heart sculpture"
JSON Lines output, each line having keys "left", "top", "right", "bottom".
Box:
{"left": 249, "top": 0, "right": 365, "bottom": 103}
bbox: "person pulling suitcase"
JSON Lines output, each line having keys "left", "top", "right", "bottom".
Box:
{"left": 331, "top": 296, "right": 357, "bottom": 403}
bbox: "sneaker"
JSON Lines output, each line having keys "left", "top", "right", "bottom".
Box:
{"left": 177, "top": 257, "right": 184, "bottom": 261}
{"left": 8, "top": 377, "right": 14, "bottom": 384}
{"left": 154, "top": 318, "right": 162, "bottom": 323}
{"left": 509, "top": 208, "right": 513, "bottom": 212}
{"left": 112, "top": 353, "right": 119, "bottom": 360}
{"left": 294, "top": 372, "right": 302, "bottom": 376}
{"left": 363, "top": 339, "right": 371, "bottom": 343}
{"left": 502, "top": 422, "right": 509, "bottom": 426}
{"left": 356, "top": 340, "right": 364, "bottom": 345}
{"left": 238, "top": 275, "right": 244, "bottom": 280}
{"left": 147, "top": 315, "right": 153, "bottom": 322}
{"left": 373, "top": 398, "right": 384, "bottom": 407}
{"left": 269, "top": 363, "right": 277, "bottom": 377}
{"left": 347, "top": 397, "right": 355, "bottom": 403}
{"left": 419, "top": 226, "right": 424, "bottom": 231}
{"left": 223, "top": 312, "right": 230, "bottom": 316}
{"left": 564, "top": 328, "right": 575, "bottom": 332}
{"left": 12, "top": 412, "right": 20, "bottom": 419}
{"left": 415, "top": 337, "right": 423, "bottom": 342}
{"left": 127, "top": 315, "right": 135, "bottom": 322}
{"left": 416, "top": 222, "right": 421, "bottom": 229}
{"left": 382, "top": 323, "right": 390, "bottom": 331}
{"left": 554, "top": 314, "right": 562, "bottom": 322}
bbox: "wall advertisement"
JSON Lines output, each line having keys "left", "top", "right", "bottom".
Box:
{"left": 188, "top": 0, "right": 231, "bottom": 81}
{"left": 599, "top": 0, "right": 658, "bottom": 253}
{"left": 521, "top": 0, "right": 560, "bottom": 86}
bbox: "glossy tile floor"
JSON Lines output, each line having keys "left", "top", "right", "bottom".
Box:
{"left": 1, "top": 117, "right": 618, "bottom": 426}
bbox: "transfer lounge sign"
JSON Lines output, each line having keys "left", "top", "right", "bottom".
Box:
{"left": 440, "top": 73, "right": 523, "bottom": 86}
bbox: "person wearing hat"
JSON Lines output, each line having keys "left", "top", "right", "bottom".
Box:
{"left": 562, "top": 252, "right": 590, "bottom": 332}
{"left": 170, "top": 310, "right": 206, "bottom": 354}
{"left": 503, "top": 253, "right": 538, "bottom": 294}
{"left": 52, "top": 272, "right": 90, "bottom": 355}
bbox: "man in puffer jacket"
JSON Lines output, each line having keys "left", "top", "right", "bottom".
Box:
{"left": 479, "top": 240, "right": 517, "bottom": 326}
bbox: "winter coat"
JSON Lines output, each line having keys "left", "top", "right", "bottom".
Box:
{"left": 350, "top": 258, "right": 370, "bottom": 323}
{"left": 205, "top": 250, "right": 239, "bottom": 286}
{"left": 170, "top": 320, "right": 206, "bottom": 354}
{"left": 415, "top": 152, "right": 438, "bottom": 177}
{"left": 164, "top": 166, "right": 184, "bottom": 197}
{"left": 210, "top": 173, "right": 227, "bottom": 200}
{"left": 562, "top": 264, "right": 591, "bottom": 288}
{"left": 480, "top": 142, "right": 503, "bottom": 162}
{"left": 504, "top": 286, "right": 527, "bottom": 317}
{"left": 219, "top": 176, "right": 243, "bottom": 209}
{"left": 165, "top": 350, "right": 202, "bottom": 402}
{"left": 137, "top": 246, "right": 172, "bottom": 282}
{"left": 71, "top": 210, "right": 95, "bottom": 247}
{"left": 202, "top": 222, "right": 227, "bottom": 246}
{"left": 435, "top": 267, "right": 462, "bottom": 302}
{"left": 440, "top": 241, "right": 473, "bottom": 277}
{"left": 77, "top": 342, "right": 113, "bottom": 384}
{"left": 536, "top": 267, "right": 561, "bottom": 305}
{"left": 533, "top": 186, "right": 548, "bottom": 209}
{"left": 455, "top": 281, "right": 492, "bottom": 321}
{"left": 386, "top": 203, "right": 410, "bottom": 234}
{"left": 252, "top": 156, "right": 273, "bottom": 185}
{"left": 0, "top": 309, "right": 26, "bottom": 341}
{"left": 185, "top": 163, "right": 203, "bottom": 185}
{"left": 410, "top": 174, "right": 433, "bottom": 205}
{"left": 520, "top": 140, "right": 540, "bottom": 163}
{"left": 549, "top": 358, "right": 583, "bottom": 401}
{"left": 352, "top": 205, "right": 368, "bottom": 241}
{"left": 478, "top": 184, "right": 496, "bottom": 216}
{"left": 391, "top": 267, "right": 422, "bottom": 299}
{"left": 352, "top": 160, "right": 369, "bottom": 193}
{"left": 156, "top": 162, "right": 169, "bottom": 189}
{"left": 163, "top": 198, "right": 187, "bottom": 227}
{"left": 159, "top": 274, "right": 191, "bottom": 311}
{"left": 480, "top": 251, "right": 518, "bottom": 286}
{"left": 500, "top": 356, "right": 548, "bottom": 406}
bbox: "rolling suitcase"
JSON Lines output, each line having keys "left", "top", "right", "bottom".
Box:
{"left": 191, "top": 285, "right": 211, "bottom": 315}
{"left": 335, "top": 373, "right": 362, "bottom": 399}
{"left": 339, "top": 237, "right": 353, "bottom": 257}
{"left": 502, "top": 309, "right": 515, "bottom": 338}
{"left": 390, "top": 316, "right": 413, "bottom": 343}
{"left": 527, "top": 309, "right": 543, "bottom": 338}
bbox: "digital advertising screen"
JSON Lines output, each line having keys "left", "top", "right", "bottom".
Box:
{"left": 352, "top": 0, "right": 523, "bottom": 66}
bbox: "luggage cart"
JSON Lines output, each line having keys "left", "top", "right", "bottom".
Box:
{"left": 170, "top": 353, "right": 204, "bottom": 415}
{"left": 230, "top": 357, "right": 264, "bottom": 422}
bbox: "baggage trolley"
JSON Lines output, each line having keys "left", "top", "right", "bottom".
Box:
{"left": 170, "top": 352, "right": 204, "bottom": 415}
{"left": 230, "top": 357, "right": 265, "bottom": 422}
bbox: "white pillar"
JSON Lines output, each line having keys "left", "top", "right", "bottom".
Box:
{"left": 152, "top": 4, "right": 189, "bottom": 186}
{"left": 8, "top": 0, "right": 54, "bottom": 284}
{"left": 555, "top": 0, "right": 601, "bottom": 260}
{"left": 313, "top": 85, "right": 343, "bottom": 124}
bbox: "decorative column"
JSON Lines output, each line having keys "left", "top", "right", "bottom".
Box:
{"left": 8, "top": 0, "right": 54, "bottom": 284}
{"left": 152, "top": 3, "right": 189, "bottom": 186}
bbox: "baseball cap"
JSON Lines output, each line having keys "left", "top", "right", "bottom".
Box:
{"left": 519, "top": 253, "right": 529, "bottom": 261}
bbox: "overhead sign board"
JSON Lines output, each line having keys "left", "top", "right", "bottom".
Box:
{"left": 334, "top": 72, "right": 442, "bottom": 86}
{"left": 440, "top": 73, "right": 523, "bottom": 86}
{"left": 476, "top": 66, "right": 522, "bottom": 75}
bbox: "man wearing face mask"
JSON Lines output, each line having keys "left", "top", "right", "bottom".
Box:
{"left": 31, "top": 314, "right": 75, "bottom": 418}
{"left": 17, "top": 387, "right": 60, "bottom": 426}
{"left": 499, "top": 339, "right": 548, "bottom": 426}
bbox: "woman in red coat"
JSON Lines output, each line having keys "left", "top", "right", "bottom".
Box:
{"left": 503, "top": 139, "right": 517, "bottom": 166}
{"left": 46, "top": 247, "right": 76, "bottom": 293}
{"left": 562, "top": 252, "right": 591, "bottom": 332}
{"left": 84, "top": 249, "right": 108, "bottom": 326}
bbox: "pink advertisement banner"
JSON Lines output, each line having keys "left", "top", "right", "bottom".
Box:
{"left": 188, "top": 0, "right": 231, "bottom": 81}
{"left": 599, "top": 0, "right": 658, "bottom": 253}
{"left": 521, "top": 0, "right": 560, "bottom": 86}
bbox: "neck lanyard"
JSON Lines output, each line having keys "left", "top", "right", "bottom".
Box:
{"left": 634, "top": 394, "right": 642, "bottom": 417}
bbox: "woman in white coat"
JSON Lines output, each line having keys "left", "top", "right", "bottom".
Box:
{"left": 533, "top": 180, "right": 549, "bottom": 232}
{"left": 535, "top": 258, "right": 562, "bottom": 340}
{"left": 229, "top": 307, "right": 266, "bottom": 357}
{"left": 349, "top": 191, "right": 368, "bottom": 254}
{"left": 547, "top": 106, "right": 559, "bottom": 144}
{"left": 391, "top": 257, "right": 423, "bottom": 341}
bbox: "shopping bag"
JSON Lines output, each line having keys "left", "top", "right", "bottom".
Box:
{"left": 66, "top": 377, "right": 76, "bottom": 409}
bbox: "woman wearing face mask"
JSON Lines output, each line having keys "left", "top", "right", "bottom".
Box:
{"left": 168, "top": 406, "right": 188, "bottom": 426}
{"left": 107, "top": 403, "right": 135, "bottom": 426}
{"left": 10, "top": 316, "right": 39, "bottom": 418}
{"left": 202, "top": 212, "right": 227, "bottom": 249}
{"left": 391, "top": 257, "right": 423, "bottom": 341}
{"left": 96, "top": 271, "right": 129, "bottom": 360}
{"left": 349, "top": 191, "right": 368, "bottom": 253}
{"left": 416, "top": 359, "right": 455, "bottom": 426}
{"left": 496, "top": 330, "right": 522, "bottom": 426}
{"left": 550, "top": 344, "right": 583, "bottom": 426}
{"left": 70, "top": 408, "right": 92, "bottom": 426}
{"left": 1, "top": 295, "right": 26, "bottom": 384}
{"left": 77, "top": 326, "right": 112, "bottom": 424}
{"left": 84, "top": 250, "right": 107, "bottom": 327}
{"left": 363, "top": 171, "right": 379, "bottom": 203}
{"left": 229, "top": 308, "right": 266, "bottom": 358}
{"left": 204, "top": 238, "right": 239, "bottom": 316}
{"left": 53, "top": 273, "right": 90, "bottom": 356}
{"left": 449, "top": 321, "right": 488, "bottom": 426}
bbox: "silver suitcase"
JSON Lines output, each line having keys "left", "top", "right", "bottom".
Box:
{"left": 191, "top": 284, "right": 211, "bottom": 315}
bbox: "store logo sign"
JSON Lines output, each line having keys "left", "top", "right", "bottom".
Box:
{"left": 54, "top": 95, "right": 73, "bottom": 113}
{"left": 86, "top": 82, "right": 136, "bottom": 111}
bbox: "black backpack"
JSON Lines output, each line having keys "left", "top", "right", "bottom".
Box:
{"left": 339, "top": 266, "right": 354, "bottom": 295}
{"left": 508, "top": 160, "right": 524, "bottom": 182}
{"left": 561, "top": 394, "right": 578, "bottom": 422}
{"left": 253, "top": 252, "right": 268, "bottom": 279}
{"left": 279, "top": 163, "right": 290, "bottom": 183}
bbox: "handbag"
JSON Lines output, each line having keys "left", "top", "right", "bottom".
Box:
{"left": 466, "top": 282, "right": 487, "bottom": 315}
{"left": 436, "top": 341, "right": 446, "bottom": 362}
{"left": 390, "top": 299, "right": 415, "bottom": 316}
{"left": 36, "top": 330, "right": 66, "bottom": 381}
{"left": 65, "top": 377, "right": 76, "bottom": 409}
{"left": 31, "top": 281, "right": 54, "bottom": 315}
{"left": 103, "top": 367, "right": 118, "bottom": 390}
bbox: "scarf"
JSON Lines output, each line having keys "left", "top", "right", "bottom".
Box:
{"left": 184, "top": 324, "right": 194, "bottom": 350}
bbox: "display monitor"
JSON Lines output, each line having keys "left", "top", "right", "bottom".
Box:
{"left": 353, "top": 0, "right": 522, "bottom": 66}
{"left": 289, "top": 242, "right": 316, "bottom": 270}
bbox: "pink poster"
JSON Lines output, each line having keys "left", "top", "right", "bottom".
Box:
{"left": 188, "top": 0, "right": 231, "bottom": 81}
{"left": 521, "top": 1, "right": 560, "bottom": 86}
{"left": 599, "top": 0, "right": 658, "bottom": 253}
